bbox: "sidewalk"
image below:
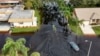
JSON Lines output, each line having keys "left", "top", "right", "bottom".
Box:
{"left": 79, "top": 21, "right": 95, "bottom": 35}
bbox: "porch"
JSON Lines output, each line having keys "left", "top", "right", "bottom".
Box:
{"left": 90, "top": 19, "right": 100, "bottom": 25}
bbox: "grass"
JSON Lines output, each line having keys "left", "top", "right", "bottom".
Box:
{"left": 68, "top": 18, "right": 83, "bottom": 35}
{"left": 92, "top": 26, "right": 100, "bottom": 35}
{"left": 11, "top": 10, "right": 41, "bottom": 33}
{"left": 11, "top": 27, "right": 38, "bottom": 33}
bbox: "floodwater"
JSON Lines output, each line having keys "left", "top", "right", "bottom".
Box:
{"left": 0, "top": 3, "right": 100, "bottom": 56}
{"left": 0, "top": 24, "right": 100, "bottom": 56}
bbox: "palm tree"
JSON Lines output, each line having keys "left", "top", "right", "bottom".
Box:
{"left": 2, "top": 37, "right": 29, "bottom": 56}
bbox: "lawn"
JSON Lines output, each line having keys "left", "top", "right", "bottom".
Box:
{"left": 11, "top": 10, "right": 41, "bottom": 33}
{"left": 92, "top": 26, "right": 100, "bottom": 35}
{"left": 68, "top": 18, "right": 83, "bottom": 35}
{"left": 11, "top": 27, "right": 38, "bottom": 33}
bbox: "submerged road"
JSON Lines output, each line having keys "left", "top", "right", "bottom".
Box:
{"left": 0, "top": 33, "right": 100, "bottom": 56}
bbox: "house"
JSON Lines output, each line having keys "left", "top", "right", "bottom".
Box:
{"left": 0, "top": 10, "right": 10, "bottom": 32}
{"left": 0, "top": 6, "right": 37, "bottom": 32}
{"left": 8, "top": 10, "right": 37, "bottom": 27}
{"left": 74, "top": 8, "right": 100, "bottom": 25}
{"left": 0, "top": 0, "right": 22, "bottom": 8}
{"left": 0, "top": 8, "right": 13, "bottom": 14}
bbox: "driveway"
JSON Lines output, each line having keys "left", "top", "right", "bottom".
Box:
{"left": 79, "top": 21, "right": 95, "bottom": 35}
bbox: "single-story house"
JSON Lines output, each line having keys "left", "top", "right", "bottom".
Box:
{"left": 0, "top": 23, "right": 10, "bottom": 32}
{"left": 8, "top": 10, "right": 37, "bottom": 27}
{"left": 0, "top": 12, "right": 10, "bottom": 31}
{"left": 0, "top": 8, "right": 37, "bottom": 32}
{"left": 74, "top": 8, "right": 100, "bottom": 25}
{"left": 0, "top": 0, "right": 22, "bottom": 8}
{"left": 0, "top": 0, "right": 21, "bottom": 4}
{"left": 0, "top": 13, "right": 10, "bottom": 21}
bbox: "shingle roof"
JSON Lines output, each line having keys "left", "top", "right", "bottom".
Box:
{"left": 0, "top": 8, "right": 7, "bottom": 13}
{"left": 74, "top": 8, "right": 100, "bottom": 20}
{"left": 0, "top": 14, "right": 10, "bottom": 21}
{"left": 0, "top": 8, "right": 13, "bottom": 14}
{"left": 8, "top": 10, "right": 35, "bottom": 22}
{"left": 10, "top": 10, "right": 33, "bottom": 19}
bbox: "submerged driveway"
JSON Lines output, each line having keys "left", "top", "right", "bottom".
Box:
{"left": 79, "top": 21, "right": 95, "bottom": 35}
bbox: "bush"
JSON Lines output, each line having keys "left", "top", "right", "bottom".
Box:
{"left": 30, "top": 52, "right": 40, "bottom": 56}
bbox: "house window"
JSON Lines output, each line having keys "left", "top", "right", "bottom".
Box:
{"left": 19, "top": 22, "right": 23, "bottom": 24}
{"left": 96, "top": 19, "right": 99, "bottom": 22}
{"left": 92, "top": 19, "right": 95, "bottom": 22}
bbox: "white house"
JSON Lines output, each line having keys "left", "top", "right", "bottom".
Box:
{"left": 8, "top": 10, "right": 37, "bottom": 27}
{"left": 0, "top": 10, "right": 10, "bottom": 32}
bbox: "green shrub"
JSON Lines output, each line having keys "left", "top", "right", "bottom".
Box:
{"left": 30, "top": 52, "right": 40, "bottom": 56}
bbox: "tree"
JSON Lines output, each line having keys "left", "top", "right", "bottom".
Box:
{"left": 55, "top": 0, "right": 73, "bottom": 19}
{"left": 70, "top": 0, "right": 100, "bottom": 7}
{"left": 30, "top": 52, "right": 40, "bottom": 56}
{"left": 24, "top": 0, "right": 33, "bottom": 9}
{"left": 2, "top": 37, "right": 29, "bottom": 56}
{"left": 31, "top": 0, "right": 43, "bottom": 9}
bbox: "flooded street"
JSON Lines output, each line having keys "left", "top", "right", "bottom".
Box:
{"left": 0, "top": 28, "right": 100, "bottom": 56}
{"left": 0, "top": 2, "right": 100, "bottom": 56}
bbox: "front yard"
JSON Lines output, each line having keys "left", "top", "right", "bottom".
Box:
{"left": 11, "top": 27, "right": 38, "bottom": 33}
{"left": 11, "top": 10, "right": 41, "bottom": 33}
{"left": 92, "top": 26, "right": 100, "bottom": 35}
{"left": 68, "top": 18, "right": 83, "bottom": 35}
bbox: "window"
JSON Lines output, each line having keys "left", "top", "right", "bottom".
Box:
{"left": 96, "top": 19, "right": 99, "bottom": 23}
{"left": 19, "top": 22, "right": 23, "bottom": 24}
{"left": 92, "top": 19, "right": 95, "bottom": 22}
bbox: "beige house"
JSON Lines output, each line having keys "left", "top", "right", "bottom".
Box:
{"left": 74, "top": 8, "right": 100, "bottom": 25}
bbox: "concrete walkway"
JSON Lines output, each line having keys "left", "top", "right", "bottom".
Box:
{"left": 79, "top": 21, "right": 95, "bottom": 35}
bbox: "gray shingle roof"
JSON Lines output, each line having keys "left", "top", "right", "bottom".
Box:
{"left": 0, "top": 14, "right": 10, "bottom": 21}
{"left": 0, "top": 8, "right": 7, "bottom": 13}
{"left": 10, "top": 10, "right": 33, "bottom": 19}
